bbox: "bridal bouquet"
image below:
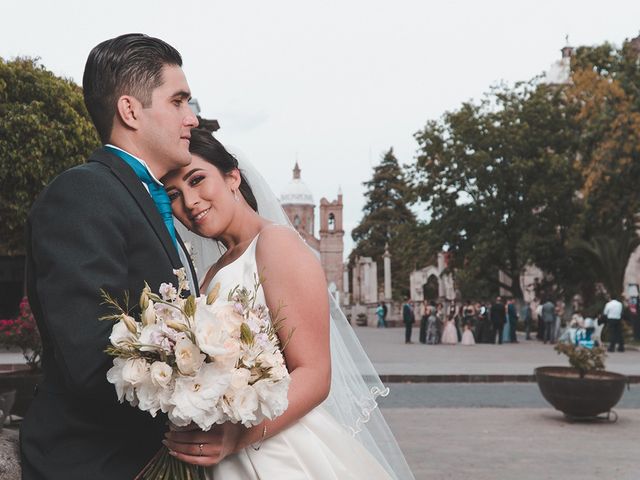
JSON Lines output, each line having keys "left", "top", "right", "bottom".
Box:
{"left": 100, "top": 269, "right": 291, "bottom": 480}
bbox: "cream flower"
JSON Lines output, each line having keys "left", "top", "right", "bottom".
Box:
{"left": 253, "top": 376, "right": 290, "bottom": 419}
{"left": 121, "top": 358, "right": 150, "bottom": 386}
{"left": 109, "top": 319, "right": 136, "bottom": 348}
{"left": 174, "top": 339, "right": 206, "bottom": 376}
{"left": 168, "top": 362, "right": 232, "bottom": 429}
{"left": 106, "top": 357, "right": 137, "bottom": 404}
{"left": 150, "top": 361, "right": 173, "bottom": 389}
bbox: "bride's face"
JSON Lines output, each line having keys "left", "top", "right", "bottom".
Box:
{"left": 164, "top": 154, "right": 240, "bottom": 238}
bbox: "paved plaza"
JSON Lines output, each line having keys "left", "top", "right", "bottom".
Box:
{"left": 353, "top": 326, "right": 640, "bottom": 479}
{"left": 2, "top": 326, "right": 639, "bottom": 479}
{"left": 352, "top": 325, "right": 640, "bottom": 378}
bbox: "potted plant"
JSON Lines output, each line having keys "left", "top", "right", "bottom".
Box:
{"left": 534, "top": 343, "right": 628, "bottom": 420}
{"left": 0, "top": 297, "right": 43, "bottom": 417}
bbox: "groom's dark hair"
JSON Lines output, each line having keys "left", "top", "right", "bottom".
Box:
{"left": 82, "top": 33, "right": 183, "bottom": 143}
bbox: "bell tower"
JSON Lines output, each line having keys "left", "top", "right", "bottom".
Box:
{"left": 319, "top": 188, "right": 344, "bottom": 297}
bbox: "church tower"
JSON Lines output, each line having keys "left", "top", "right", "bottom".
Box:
{"left": 319, "top": 189, "right": 344, "bottom": 297}
{"left": 280, "top": 163, "right": 320, "bottom": 250}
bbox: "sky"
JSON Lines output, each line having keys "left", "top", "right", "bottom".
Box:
{"left": 2, "top": 1, "right": 639, "bottom": 258}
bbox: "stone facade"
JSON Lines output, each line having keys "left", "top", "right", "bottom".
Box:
{"left": 352, "top": 256, "right": 378, "bottom": 305}
{"left": 410, "top": 252, "right": 456, "bottom": 303}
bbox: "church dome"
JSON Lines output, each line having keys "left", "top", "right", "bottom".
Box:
{"left": 280, "top": 162, "right": 315, "bottom": 206}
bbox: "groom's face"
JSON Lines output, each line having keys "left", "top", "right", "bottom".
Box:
{"left": 137, "top": 65, "right": 198, "bottom": 176}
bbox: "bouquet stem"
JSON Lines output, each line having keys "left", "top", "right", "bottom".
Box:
{"left": 135, "top": 446, "right": 206, "bottom": 480}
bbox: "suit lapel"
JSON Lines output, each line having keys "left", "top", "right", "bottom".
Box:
{"left": 89, "top": 148, "right": 182, "bottom": 269}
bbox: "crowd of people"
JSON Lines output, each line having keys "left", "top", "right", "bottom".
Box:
{"left": 394, "top": 294, "right": 640, "bottom": 350}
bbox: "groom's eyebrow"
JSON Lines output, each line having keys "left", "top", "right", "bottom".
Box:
{"left": 183, "top": 168, "right": 203, "bottom": 181}
{"left": 172, "top": 90, "right": 191, "bottom": 101}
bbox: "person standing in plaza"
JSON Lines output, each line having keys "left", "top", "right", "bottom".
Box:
{"left": 541, "top": 298, "right": 556, "bottom": 344}
{"left": 435, "top": 302, "right": 445, "bottom": 344}
{"left": 419, "top": 301, "right": 429, "bottom": 344}
{"left": 381, "top": 301, "right": 388, "bottom": 328}
{"left": 603, "top": 295, "right": 624, "bottom": 352}
{"left": 490, "top": 296, "right": 507, "bottom": 344}
{"left": 507, "top": 298, "right": 519, "bottom": 343}
{"left": 403, "top": 297, "right": 416, "bottom": 344}
{"left": 522, "top": 302, "right": 532, "bottom": 340}
{"left": 376, "top": 302, "right": 386, "bottom": 328}
{"left": 426, "top": 303, "right": 439, "bottom": 344}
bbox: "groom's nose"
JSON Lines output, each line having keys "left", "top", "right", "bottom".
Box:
{"left": 184, "top": 110, "right": 199, "bottom": 128}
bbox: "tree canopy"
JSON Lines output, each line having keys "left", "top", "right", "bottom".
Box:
{"left": 408, "top": 36, "right": 640, "bottom": 302}
{"left": 0, "top": 57, "right": 100, "bottom": 255}
{"left": 350, "top": 148, "right": 426, "bottom": 298}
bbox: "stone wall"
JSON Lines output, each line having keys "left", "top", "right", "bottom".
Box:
{"left": 0, "top": 428, "right": 21, "bottom": 480}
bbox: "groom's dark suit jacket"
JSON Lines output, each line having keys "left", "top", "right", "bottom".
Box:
{"left": 21, "top": 148, "right": 198, "bottom": 480}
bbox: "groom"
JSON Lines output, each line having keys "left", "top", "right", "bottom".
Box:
{"left": 21, "top": 34, "right": 200, "bottom": 479}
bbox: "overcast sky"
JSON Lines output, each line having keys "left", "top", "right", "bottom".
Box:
{"left": 2, "top": 1, "right": 639, "bottom": 257}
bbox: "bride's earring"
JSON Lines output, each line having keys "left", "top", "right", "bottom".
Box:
{"left": 232, "top": 189, "right": 240, "bottom": 202}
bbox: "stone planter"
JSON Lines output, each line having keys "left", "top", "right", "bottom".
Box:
{"left": 534, "top": 366, "right": 628, "bottom": 419}
{"left": 0, "top": 371, "right": 42, "bottom": 417}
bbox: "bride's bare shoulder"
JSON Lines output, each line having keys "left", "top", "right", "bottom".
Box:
{"left": 255, "top": 225, "right": 318, "bottom": 268}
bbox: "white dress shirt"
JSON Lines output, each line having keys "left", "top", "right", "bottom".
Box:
{"left": 603, "top": 299, "right": 623, "bottom": 320}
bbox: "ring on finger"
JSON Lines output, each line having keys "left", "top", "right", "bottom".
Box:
{"left": 199, "top": 443, "right": 204, "bottom": 457}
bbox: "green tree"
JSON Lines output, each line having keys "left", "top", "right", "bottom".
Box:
{"left": 412, "top": 81, "right": 582, "bottom": 299}
{"left": 570, "top": 229, "right": 640, "bottom": 299}
{"left": 0, "top": 57, "right": 100, "bottom": 255}
{"left": 350, "top": 148, "right": 422, "bottom": 298}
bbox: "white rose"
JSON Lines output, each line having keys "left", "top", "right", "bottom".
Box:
{"left": 174, "top": 339, "right": 206, "bottom": 376}
{"left": 230, "top": 368, "right": 251, "bottom": 390}
{"left": 196, "top": 302, "right": 243, "bottom": 336}
{"left": 109, "top": 319, "right": 136, "bottom": 348}
{"left": 138, "top": 324, "right": 166, "bottom": 352}
{"left": 253, "top": 377, "right": 290, "bottom": 419}
{"left": 136, "top": 378, "right": 161, "bottom": 417}
{"left": 150, "top": 361, "right": 174, "bottom": 388}
{"left": 229, "top": 384, "right": 259, "bottom": 426}
{"left": 121, "top": 358, "right": 150, "bottom": 386}
{"left": 168, "top": 362, "right": 232, "bottom": 430}
{"left": 106, "top": 357, "right": 137, "bottom": 404}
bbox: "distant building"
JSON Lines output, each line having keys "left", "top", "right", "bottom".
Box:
{"left": 542, "top": 41, "right": 573, "bottom": 85}
{"left": 280, "top": 163, "right": 345, "bottom": 300}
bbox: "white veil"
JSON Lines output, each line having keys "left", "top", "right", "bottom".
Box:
{"left": 176, "top": 148, "right": 415, "bottom": 480}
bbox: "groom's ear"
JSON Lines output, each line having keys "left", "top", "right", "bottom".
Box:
{"left": 115, "top": 95, "right": 142, "bottom": 131}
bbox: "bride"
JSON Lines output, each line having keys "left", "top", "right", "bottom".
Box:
{"left": 161, "top": 129, "right": 414, "bottom": 479}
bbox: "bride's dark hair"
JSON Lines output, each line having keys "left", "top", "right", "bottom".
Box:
{"left": 188, "top": 129, "right": 258, "bottom": 212}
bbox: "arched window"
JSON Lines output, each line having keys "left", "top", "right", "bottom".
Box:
{"left": 328, "top": 213, "right": 336, "bottom": 231}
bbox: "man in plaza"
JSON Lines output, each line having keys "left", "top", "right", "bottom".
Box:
{"left": 522, "top": 302, "right": 532, "bottom": 340}
{"left": 403, "top": 297, "right": 416, "bottom": 344}
{"left": 507, "top": 298, "right": 519, "bottom": 343}
{"left": 603, "top": 295, "right": 624, "bottom": 352}
{"left": 21, "top": 34, "right": 200, "bottom": 479}
{"left": 490, "top": 296, "right": 506, "bottom": 344}
{"left": 541, "top": 299, "right": 556, "bottom": 344}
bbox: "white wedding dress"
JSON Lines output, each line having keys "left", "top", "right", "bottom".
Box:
{"left": 206, "top": 234, "right": 392, "bottom": 480}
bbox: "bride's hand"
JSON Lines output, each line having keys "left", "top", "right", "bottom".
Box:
{"left": 163, "top": 422, "right": 244, "bottom": 467}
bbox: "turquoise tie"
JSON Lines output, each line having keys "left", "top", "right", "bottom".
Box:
{"left": 105, "top": 146, "right": 178, "bottom": 250}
